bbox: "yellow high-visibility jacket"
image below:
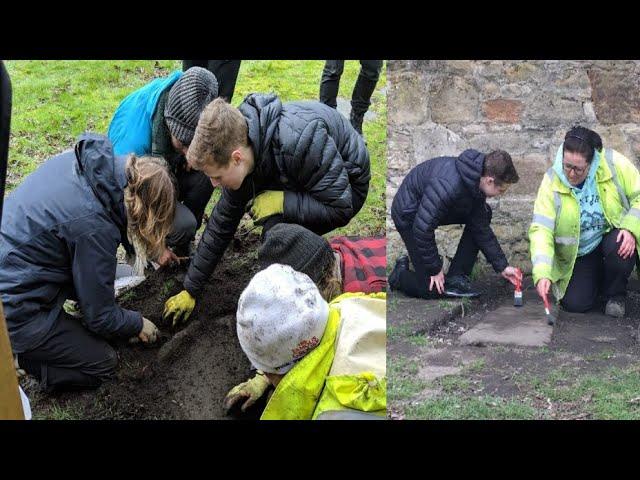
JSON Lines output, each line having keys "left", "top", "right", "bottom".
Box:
{"left": 260, "top": 292, "right": 386, "bottom": 420}
{"left": 529, "top": 148, "right": 640, "bottom": 300}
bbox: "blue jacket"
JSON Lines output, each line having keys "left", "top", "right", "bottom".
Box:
{"left": 0, "top": 134, "right": 143, "bottom": 353}
{"left": 391, "top": 149, "right": 508, "bottom": 276}
{"left": 107, "top": 70, "right": 182, "bottom": 156}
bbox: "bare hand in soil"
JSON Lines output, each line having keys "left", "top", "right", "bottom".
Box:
{"left": 429, "top": 269, "right": 445, "bottom": 294}
{"left": 223, "top": 372, "right": 271, "bottom": 414}
{"left": 157, "top": 248, "right": 181, "bottom": 268}
{"left": 163, "top": 290, "right": 196, "bottom": 327}
{"left": 536, "top": 278, "right": 551, "bottom": 300}
{"left": 139, "top": 317, "right": 159, "bottom": 343}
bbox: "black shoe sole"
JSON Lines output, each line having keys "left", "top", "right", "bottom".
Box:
{"left": 443, "top": 289, "right": 481, "bottom": 298}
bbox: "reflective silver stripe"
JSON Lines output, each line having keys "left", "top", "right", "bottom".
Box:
{"left": 546, "top": 168, "right": 554, "bottom": 182}
{"left": 545, "top": 169, "right": 562, "bottom": 219}
{"left": 627, "top": 207, "right": 640, "bottom": 219}
{"left": 533, "top": 254, "right": 553, "bottom": 266}
{"left": 605, "top": 148, "right": 630, "bottom": 211}
{"left": 555, "top": 236, "right": 578, "bottom": 245}
{"left": 532, "top": 213, "right": 555, "bottom": 229}
{"left": 553, "top": 191, "right": 561, "bottom": 219}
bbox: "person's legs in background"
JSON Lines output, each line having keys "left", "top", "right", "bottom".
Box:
{"left": 183, "top": 60, "right": 241, "bottom": 102}
{"left": 350, "top": 60, "right": 383, "bottom": 135}
{"left": 319, "top": 60, "right": 345, "bottom": 109}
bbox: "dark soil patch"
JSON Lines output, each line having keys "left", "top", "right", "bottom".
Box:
{"left": 389, "top": 273, "right": 640, "bottom": 419}
{"left": 23, "top": 233, "right": 265, "bottom": 419}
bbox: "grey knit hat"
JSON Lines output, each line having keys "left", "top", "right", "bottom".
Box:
{"left": 164, "top": 66, "right": 219, "bottom": 145}
{"left": 258, "top": 224, "right": 335, "bottom": 284}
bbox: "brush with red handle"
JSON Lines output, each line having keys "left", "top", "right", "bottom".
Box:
{"left": 542, "top": 292, "right": 555, "bottom": 325}
{"left": 513, "top": 268, "right": 523, "bottom": 307}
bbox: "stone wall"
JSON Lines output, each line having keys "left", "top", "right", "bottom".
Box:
{"left": 387, "top": 60, "right": 640, "bottom": 275}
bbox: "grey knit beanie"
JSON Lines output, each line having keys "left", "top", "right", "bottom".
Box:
{"left": 164, "top": 66, "right": 219, "bottom": 145}
{"left": 258, "top": 224, "right": 335, "bottom": 284}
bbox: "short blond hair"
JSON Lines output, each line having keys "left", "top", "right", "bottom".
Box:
{"left": 187, "top": 98, "right": 248, "bottom": 169}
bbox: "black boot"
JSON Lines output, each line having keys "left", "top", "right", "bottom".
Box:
{"left": 389, "top": 255, "right": 409, "bottom": 291}
{"left": 350, "top": 109, "right": 364, "bottom": 136}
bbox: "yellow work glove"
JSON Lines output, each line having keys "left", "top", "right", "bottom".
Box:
{"left": 250, "top": 190, "right": 284, "bottom": 225}
{"left": 163, "top": 289, "right": 196, "bottom": 327}
{"left": 222, "top": 371, "right": 271, "bottom": 414}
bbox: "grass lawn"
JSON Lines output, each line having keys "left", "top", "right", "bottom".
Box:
{"left": 4, "top": 60, "right": 386, "bottom": 236}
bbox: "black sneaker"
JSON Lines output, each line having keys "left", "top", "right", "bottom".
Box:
{"left": 444, "top": 275, "right": 481, "bottom": 298}
{"left": 389, "top": 255, "right": 409, "bottom": 291}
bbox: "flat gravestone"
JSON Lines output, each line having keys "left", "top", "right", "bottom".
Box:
{"left": 460, "top": 291, "right": 553, "bottom": 347}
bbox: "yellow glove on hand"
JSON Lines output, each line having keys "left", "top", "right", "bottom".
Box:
{"left": 163, "top": 289, "right": 196, "bottom": 327}
{"left": 222, "top": 371, "right": 271, "bottom": 414}
{"left": 250, "top": 190, "right": 284, "bottom": 224}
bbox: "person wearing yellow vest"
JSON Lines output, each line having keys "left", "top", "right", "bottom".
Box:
{"left": 227, "top": 263, "right": 386, "bottom": 420}
{"left": 529, "top": 126, "right": 640, "bottom": 317}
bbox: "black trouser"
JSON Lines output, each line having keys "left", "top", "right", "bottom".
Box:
{"left": 319, "top": 60, "right": 383, "bottom": 117}
{"left": 166, "top": 167, "right": 215, "bottom": 250}
{"left": 183, "top": 60, "right": 241, "bottom": 102}
{"left": 560, "top": 229, "right": 637, "bottom": 313}
{"left": 395, "top": 227, "right": 434, "bottom": 298}
{"left": 177, "top": 167, "right": 213, "bottom": 231}
{"left": 17, "top": 311, "right": 118, "bottom": 393}
{"left": 393, "top": 206, "right": 492, "bottom": 298}
{"left": 447, "top": 205, "right": 493, "bottom": 277}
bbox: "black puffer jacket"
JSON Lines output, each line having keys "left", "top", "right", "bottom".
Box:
{"left": 391, "top": 149, "right": 508, "bottom": 276}
{"left": 184, "top": 93, "right": 370, "bottom": 296}
{"left": 0, "top": 134, "right": 143, "bottom": 354}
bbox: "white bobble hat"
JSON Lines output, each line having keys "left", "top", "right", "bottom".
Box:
{"left": 236, "top": 264, "right": 329, "bottom": 374}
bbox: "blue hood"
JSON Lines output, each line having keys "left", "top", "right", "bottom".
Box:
{"left": 552, "top": 143, "right": 601, "bottom": 191}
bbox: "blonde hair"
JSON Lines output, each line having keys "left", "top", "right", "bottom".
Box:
{"left": 317, "top": 253, "right": 343, "bottom": 302}
{"left": 124, "top": 155, "right": 176, "bottom": 274}
{"left": 187, "top": 98, "right": 248, "bottom": 169}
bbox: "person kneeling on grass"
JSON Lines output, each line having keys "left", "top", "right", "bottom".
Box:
{"left": 224, "top": 263, "right": 386, "bottom": 420}
{"left": 162, "top": 94, "right": 371, "bottom": 327}
{"left": 0, "top": 134, "right": 175, "bottom": 392}
{"left": 388, "top": 149, "right": 522, "bottom": 299}
{"left": 529, "top": 126, "right": 640, "bottom": 317}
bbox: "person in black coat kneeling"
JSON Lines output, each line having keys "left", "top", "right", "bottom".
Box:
{"left": 389, "top": 149, "right": 521, "bottom": 298}
{"left": 163, "top": 94, "right": 371, "bottom": 326}
{"left": 0, "top": 134, "right": 176, "bottom": 392}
